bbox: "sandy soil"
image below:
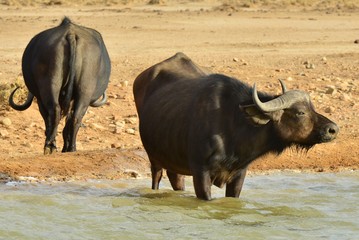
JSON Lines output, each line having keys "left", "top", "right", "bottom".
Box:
{"left": 0, "top": 1, "right": 358, "bottom": 182}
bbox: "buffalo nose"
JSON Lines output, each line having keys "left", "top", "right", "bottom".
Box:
{"left": 324, "top": 123, "right": 339, "bottom": 141}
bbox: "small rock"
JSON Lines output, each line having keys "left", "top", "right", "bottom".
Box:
{"left": 286, "top": 76, "right": 293, "bottom": 81}
{"left": 109, "top": 93, "right": 118, "bottom": 99}
{"left": 1, "top": 118, "right": 12, "bottom": 126}
{"left": 113, "top": 127, "right": 123, "bottom": 134}
{"left": 339, "top": 93, "right": 351, "bottom": 101}
{"left": 115, "top": 121, "right": 126, "bottom": 128}
{"left": 325, "top": 85, "right": 336, "bottom": 95}
{"left": 90, "top": 123, "right": 106, "bottom": 130}
{"left": 324, "top": 106, "right": 335, "bottom": 113}
{"left": 303, "top": 60, "right": 315, "bottom": 69}
{"left": 0, "top": 129, "right": 9, "bottom": 137}
{"left": 111, "top": 114, "right": 122, "bottom": 121}
{"left": 121, "top": 80, "right": 129, "bottom": 87}
{"left": 22, "top": 142, "right": 33, "bottom": 148}
{"left": 126, "top": 128, "right": 136, "bottom": 135}
{"left": 233, "top": 57, "right": 239, "bottom": 62}
{"left": 111, "top": 143, "right": 122, "bottom": 149}
{"left": 124, "top": 169, "right": 141, "bottom": 179}
{"left": 125, "top": 117, "right": 137, "bottom": 125}
{"left": 354, "top": 39, "right": 359, "bottom": 44}
{"left": 305, "top": 63, "right": 315, "bottom": 69}
{"left": 322, "top": 57, "right": 327, "bottom": 61}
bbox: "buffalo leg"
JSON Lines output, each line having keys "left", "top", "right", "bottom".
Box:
{"left": 192, "top": 170, "right": 212, "bottom": 200}
{"left": 38, "top": 100, "right": 61, "bottom": 155}
{"left": 225, "top": 168, "right": 247, "bottom": 198}
{"left": 62, "top": 103, "right": 88, "bottom": 152}
{"left": 167, "top": 170, "right": 185, "bottom": 191}
{"left": 151, "top": 164, "right": 163, "bottom": 190}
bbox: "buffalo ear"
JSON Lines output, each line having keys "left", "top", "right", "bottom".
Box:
{"left": 240, "top": 104, "right": 271, "bottom": 125}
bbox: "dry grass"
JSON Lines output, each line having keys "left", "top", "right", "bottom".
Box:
{"left": 0, "top": 75, "right": 27, "bottom": 107}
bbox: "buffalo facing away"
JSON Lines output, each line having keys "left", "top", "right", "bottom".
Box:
{"left": 134, "top": 53, "right": 339, "bottom": 200}
{"left": 9, "top": 17, "right": 111, "bottom": 154}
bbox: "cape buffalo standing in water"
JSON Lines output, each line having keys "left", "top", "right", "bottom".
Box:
{"left": 9, "top": 17, "right": 111, "bottom": 154}
{"left": 134, "top": 53, "right": 339, "bottom": 200}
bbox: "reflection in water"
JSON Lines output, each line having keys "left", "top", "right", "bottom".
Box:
{"left": 0, "top": 172, "right": 358, "bottom": 239}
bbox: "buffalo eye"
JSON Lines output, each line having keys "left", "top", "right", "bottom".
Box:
{"left": 296, "top": 111, "right": 306, "bottom": 117}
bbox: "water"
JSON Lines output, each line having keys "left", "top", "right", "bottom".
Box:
{"left": 0, "top": 172, "right": 358, "bottom": 240}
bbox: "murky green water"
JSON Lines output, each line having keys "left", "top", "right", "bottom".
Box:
{"left": 1, "top": 172, "right": 358, "bottom": 240}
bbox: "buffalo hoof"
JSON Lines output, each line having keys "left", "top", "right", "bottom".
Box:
{"left": 44, "top": 145, "right": 57, "bottom": 155}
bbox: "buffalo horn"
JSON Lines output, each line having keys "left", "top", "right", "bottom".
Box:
{"left": 253, "top": 81, "right": 310, "bottom": 112}
{"left": 279, "top": 79, "right": 287, "bottom": 93}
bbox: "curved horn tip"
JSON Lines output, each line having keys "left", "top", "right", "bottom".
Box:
{"left": 252, "top": 83, "right": 257, "bottom": 91}
{"left": 278, "top": 79, "right": 288, "bottom": 93}
{"left": 252, "top": 83, "right": 263, "bottom": 106}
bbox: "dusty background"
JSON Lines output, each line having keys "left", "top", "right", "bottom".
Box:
{"left": 0, "top": 0, "right": 358, "bottom": 182}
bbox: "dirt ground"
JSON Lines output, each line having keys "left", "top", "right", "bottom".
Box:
{"left": 0, "top": 0, "right": 358, "bottom": 183}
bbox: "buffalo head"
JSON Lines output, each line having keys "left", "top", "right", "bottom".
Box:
{"left": 244, "top": 80, "right": 339, "bottom": 148}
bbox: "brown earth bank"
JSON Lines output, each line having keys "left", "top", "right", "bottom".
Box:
{"left": 0, "top": 0, "right": 358, "bottom": 183}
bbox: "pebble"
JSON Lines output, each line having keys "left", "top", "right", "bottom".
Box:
{"left": 124, "top": 169, "right": 141, "bottom": 179}
{"left": 324, "top": 106, "right": 335, "bottom": 113}
{"left": 325, "top": 85, "right": 337, "bottom": 95}
{"left": 339, "top": 93, "right": 351, "bottom": 102}
{"left": 111, "top": 143, "right": 123, "bottom": 149}
{"left": 126, "top": 128, "right": 136, "bottom": 135}
{"left": 303, "top": 60, "right": 315, "bottom": 69}
{"left": 125, "top": 117, "right": 137, "bottom": 125}
{"left": 1, "top": 118, "right": 12, "bottom": 126}
{"left": 22, "top": 142, "right": 33, "bottom": 148}
{"left": 115, "top": 121, "right": 126, "bottom": 128}
{"left": 354, "top": 39, "right": 359, "bottom": 44}
{"left": 113, "top": 127, "right": 123, "bottom": 134}
{"left": 90, "top": 123, "right": 106, "bottom": 130}
{"left": 0, "top": 129, "right": 9, "bottom": 137}
{"left": 305, "top": 63, "right": 315, "bottom": 69}
{"left": 117, "top": 81, "right": 129, "bottom": 88}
